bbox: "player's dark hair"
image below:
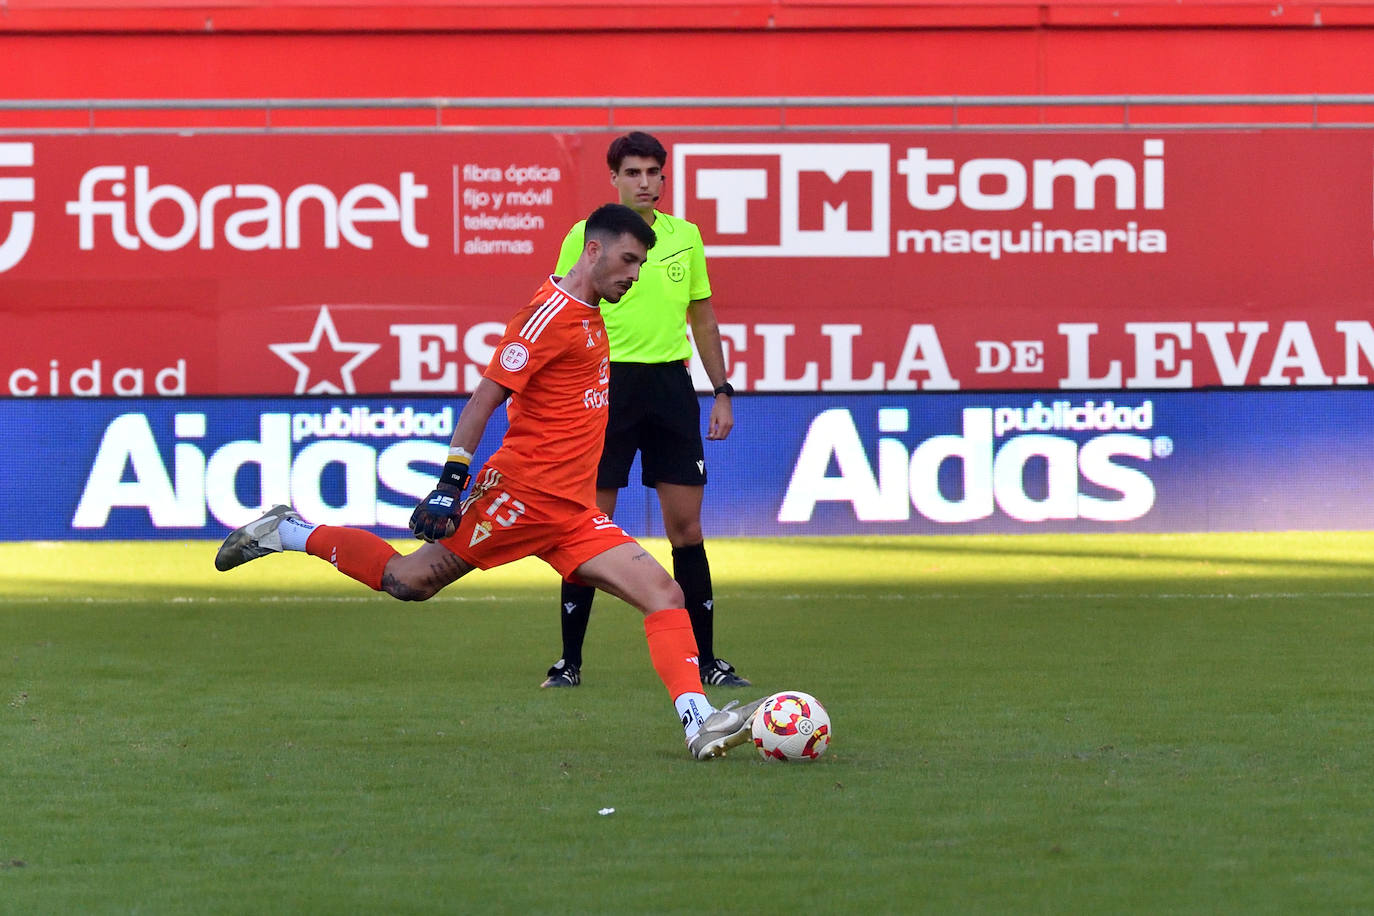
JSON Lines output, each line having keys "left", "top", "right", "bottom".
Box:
{"left": 586, "top": 203, "right": 656, "bottom": 251}
{"left": 607, "top": 131, "right": 667, "bottom": 171}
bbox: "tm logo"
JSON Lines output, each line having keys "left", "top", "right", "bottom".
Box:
{"left": 0, "top": 142, "right": 35, "bottom": 273}
{"left": 673, "top": 143, "right": 890, "bottom": 257}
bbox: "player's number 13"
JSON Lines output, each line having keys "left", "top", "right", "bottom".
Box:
{"left": 485, "top": 492, "right": 527, "bottom": 528}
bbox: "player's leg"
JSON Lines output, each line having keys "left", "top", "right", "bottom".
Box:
{"left": 572, "top": 542, "right": 710, "bottom": 738}
{"left": 550, "top": 520, "right": 702, "bottom": 723}
{"left": 570, "top": 540, "right": 763, "bottom": 759}
{"left": 214, "top": 504, "right": 473, "bottom": 600}
{"left": 641, "top": 363, "right": 751, "bottom": 689}
{"left": 572, "top": 539, "right": 681, "bottom": 615}
{"left": 377, "top": 541, "right": 476, "bottom": 600}
{"left": 544, "top": 487, "right": 620, "bottom": 688}
{"left": 655, "top": 482, "right": 746, "bottom": 687}
{"left": 657, "top": 482, "right": 703, "bottom": 545}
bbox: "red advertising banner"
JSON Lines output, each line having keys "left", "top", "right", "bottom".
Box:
{"left": 2, "top": 130, "right": 1371, "bottom": 396}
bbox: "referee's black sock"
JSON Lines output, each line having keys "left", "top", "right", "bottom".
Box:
{"left": 558, "top": 580, "right": 595, "bottom": 669}
{"left": 672, "top": 542, "right": 715, "bottom": 664}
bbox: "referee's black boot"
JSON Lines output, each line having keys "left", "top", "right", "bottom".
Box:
{"left": 700, "top": 658, "right": 751, "bottom": 688}
{"left": 540, "top": 659, "right": 581, "bottom": 688}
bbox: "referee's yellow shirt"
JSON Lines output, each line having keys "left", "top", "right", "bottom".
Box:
{"left": 555, "top": 211, "right": 712, "bottom": 364}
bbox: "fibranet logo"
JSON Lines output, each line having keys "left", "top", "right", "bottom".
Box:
{"left": 779, "top": 403, "right": 1170, "bottom": 524}
{"left": 0, "top": 142, "right": 36, "bottom": 273}
{"left": 673, "top": 143, "right": 890, "bottom": 257}
{"left": 64, "top": 166, "right": 429, "bottom": 252}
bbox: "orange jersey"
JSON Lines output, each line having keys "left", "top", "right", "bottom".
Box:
{"left": 481, "top": 277, "right": 610, "bottom": 506}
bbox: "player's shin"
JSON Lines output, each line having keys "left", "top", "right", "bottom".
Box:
{"left": 643, "top": 607, "right": 713, "bottom": 736}
{"left": 305, "top": 527, "right": 400, "bottom": 591}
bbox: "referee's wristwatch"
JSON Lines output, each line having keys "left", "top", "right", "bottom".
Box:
{"left": 713, "top": 382, "right": 735, "bottom": 398}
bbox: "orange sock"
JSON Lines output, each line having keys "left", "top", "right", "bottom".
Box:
{"left": 644, "top": 607, "right": 703, "bottom": 702}
{"left": 305, "top": 526, "right": 399, "bottom": 591}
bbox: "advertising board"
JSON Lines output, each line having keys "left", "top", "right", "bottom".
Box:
{"left": 3, "top": 131, "right": 1372, "bottom": 397}
{"left": 5, "top": 390, "right": 1371, "bottom": 541}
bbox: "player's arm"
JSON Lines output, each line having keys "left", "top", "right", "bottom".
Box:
{"left": 687, "top": 296, "right": 735, "bottom": 441}
{"left": 409, "top": 378, "right": 513, "bottom": 541}
{"left": 449, "top": 376, "right": 513, "bottom": 458}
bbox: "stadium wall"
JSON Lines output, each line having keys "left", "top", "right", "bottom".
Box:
{"left": 5, "top": 130, "right": 1371, "bottom": 397}
{"left": 4, "top": 2, "right": 1374, "bottom": 540}
{"left": 3, "top": 1, "right": 1374, "bottom": 104}
{"left": 4, "top": 126, "right": 1373, "bottom": 538}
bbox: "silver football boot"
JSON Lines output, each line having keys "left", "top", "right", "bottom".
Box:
{"left": 214, "top": 504, "right": 301, "bottom": 572}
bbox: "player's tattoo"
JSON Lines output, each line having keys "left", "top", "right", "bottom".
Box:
{"left": 381, "top": 572, "right": 429, "bottom": 602}
{"left": 381, "top": 551, "right": 472, "bottom": 601}
{"left": 429, "top": 551, "right": 471, "bottom": 584}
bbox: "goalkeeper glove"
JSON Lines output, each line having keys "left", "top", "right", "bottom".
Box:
{"left": 409, "top": 453, "right": 471, "bottom": 542}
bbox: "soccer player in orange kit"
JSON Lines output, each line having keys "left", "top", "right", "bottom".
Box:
{"left": 214, "top": 203, "right": 764, "bottom": 759}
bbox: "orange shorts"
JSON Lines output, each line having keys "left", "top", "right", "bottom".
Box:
{"left": 441, "top": 466, "right": 636, "bottom": 580}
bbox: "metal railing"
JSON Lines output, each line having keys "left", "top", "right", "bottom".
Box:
{"left": 2, "top": 94, "right": 1374, "bottom": 133}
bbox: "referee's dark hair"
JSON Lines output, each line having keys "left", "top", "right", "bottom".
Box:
{"left": 607, "top": 131, "right": 667, "bottom": 171}
{"left": 586, "top": 203, "right": 657, "bottom": 251}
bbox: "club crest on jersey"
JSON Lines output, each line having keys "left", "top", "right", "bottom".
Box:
{"left": 469, "top": 520, "right": 493, "bottom": 547}
{"left": 500, "top": 342, "right": 530, "bottom": 371}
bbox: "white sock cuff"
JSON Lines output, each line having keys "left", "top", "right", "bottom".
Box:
{"left": 675, "top": 692, "right": 713, "bottom": 739}
{"left": 277, "top": 516, "right": 318, "bottom": 552}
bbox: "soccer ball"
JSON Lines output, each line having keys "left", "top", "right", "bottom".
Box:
{"left": 751, "top": 691, "right": 832, "bottom": 761}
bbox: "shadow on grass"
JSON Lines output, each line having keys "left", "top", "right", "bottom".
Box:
{"left": 765, "top": 533, "right": 1374, "bottom": 579}
{"left": 9, "top": 572, "right": 1374, "bottom": 607}
{"left": 6, "top": 533, "right": 1374, "bottom": 605}
{"left": 0, "top": 578, "right": 543, "bottom": 605}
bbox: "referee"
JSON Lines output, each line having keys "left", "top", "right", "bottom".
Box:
{"left": 541, "top": 131, "right": 750, "bottom": 689}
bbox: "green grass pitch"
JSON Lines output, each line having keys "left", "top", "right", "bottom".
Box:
{"left": 4, "top": 532, "right": 1374, "bottom": 913}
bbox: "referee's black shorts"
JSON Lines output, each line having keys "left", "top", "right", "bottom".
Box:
{"left": 597, "top": 361, "right": 707, "bottom": 490}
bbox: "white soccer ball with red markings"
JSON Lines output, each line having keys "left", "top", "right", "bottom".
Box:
{"left": 751, "top": 691, "right": 832, "bottom": 761}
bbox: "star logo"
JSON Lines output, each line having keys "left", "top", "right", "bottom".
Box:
{"left": 269, "top": 306, "right": 380, "bottom": 394}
